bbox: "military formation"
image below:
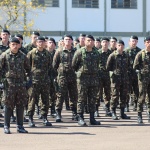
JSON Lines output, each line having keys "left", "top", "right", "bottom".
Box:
{"left": 0, "top": 29, "right": 150, "bottom": 134}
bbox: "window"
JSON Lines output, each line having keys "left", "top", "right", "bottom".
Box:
{"left": 72, "top": 0, "right": 99, "bottom": 8}
{"left": 32, "top": 0, "right": 59, "bottom": 7}
{"left": 111, "top": 0, "right": 137, "bottom": 9}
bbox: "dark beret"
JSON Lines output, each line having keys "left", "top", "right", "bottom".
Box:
{"left": 1, "top": 29, "right": 10, "bottom": 34}
{"left": 45, "top": 36, "right": 48, "bottom": 40}
{"left": 79, "top": 33, "right": 86, "bottom": 37}
{"left": 101, "top": 37, "right": 110, "bottom": 42}
{"left": 36, "top": 36, "right": 45, "bottom": 41}
{"left": 130, "top": 35, "right": 138, "bottom": 40}
{"left": 74, "top": 38, "right": 79, "bottom": 42}
{"left": 117, "top": 40, "right": 124, "bottom": 45}
{"left": 15, "top": 34, "right": 23, "bottom": 40}
{"left": 95, "top": 38, "right": 100, "bottom": 42}
{"left": 110, "top": 37, "right": 117, "bottom": 41}
{"left": 48, "top": 37, "right": 56, "bottom": 46}
{"left": 64, "top": 34, "right": 73, "bottom": 40}
{"left": 86, "top": 35, "right": 95, "bottom": 41}
{"left": 10, "top": 37, "right": 20, "bottom": 44}
{"left": 32, "top": 31, "right": 40, "bottom": 36}
{"left": 144, "top": 36, "right": 150, "bottom": 42}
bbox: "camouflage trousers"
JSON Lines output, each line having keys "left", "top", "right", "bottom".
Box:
{"left": 55, "top": 75, "right": 77, "bottom": 110}
{"left": 77, "top": 76, "right": 99, "bottom": 114}
{"left": 28, "top": 83, "right": 50, "bottom": 116}
{"left": 96, "top": 76, "right": 111, "bottom": 106}
{"left": 2, "top": 83, "right": 28, "bottom": 109}
{"left": 138, "top": 79, "right": 150, "bottom": 112}
{"left": 49, "top": 79, "right": 56, "bottom": 108}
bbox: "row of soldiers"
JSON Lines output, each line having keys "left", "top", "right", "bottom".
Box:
{"left": 0, "top": 29, "right": 150, "bottom": 134}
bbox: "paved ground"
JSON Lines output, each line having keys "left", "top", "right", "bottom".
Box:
{"left": 0, "top": 104, "right": 150, "bottom": 150}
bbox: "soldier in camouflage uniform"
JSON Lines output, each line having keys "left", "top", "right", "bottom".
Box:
{"left": 124, "top": 35, "right": 141, "bottom": 112}
{"left": 27, "top": 36, "right": 52, "bottom": 127}
{"left": 0, "top": 29, "right": 10, "bottom": 126}
{"left": 75, "top": 33, "right": 86, "bottom": 50}
{"left": 96, "top": 37, "right": 112, "bottom": 117}
{"left": 53, "top": 35, "right": 78, "bottom": 122}
{"left": 0, "top": 38, "right": 30, "bottom": 134}
{"left": 106, "top": 40, "right": 131, "bottom": 120}
{"left": 47, "top": 38, "right": 57, "bottom": 117}
{"left": 94, "top": 38, "right": 101, "bottom": 50}
{"left": 109, "top": 37, "right": 117, "bottom": 53}
{"left": 133, "top": 36, "right": 150, "bottom": 124}
{"left": 72, "top": 35, "right": 100, "bottom": 126}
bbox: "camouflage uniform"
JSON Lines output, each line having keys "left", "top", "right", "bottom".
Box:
{"left": 19, "top": 46, "right": 28, "bottom": 55}
{"left": 72, "top": 46, "right": 100, "bottom": 125}
{"left": 53, "top": 47, "right": 77, "bottom": 121}
{"left": 133, "top": 49, "right": 150, "bottom": 122}
{"left": 106, "top": 50, "right": 131, "bottom": 119}
{"left": 125, "top": 46, "right": 141, "bottom": 111}
{"left": 27, "top": 48, "right": 52, "bottom": 117}
{"left": 0, "top": 49, "right": 30, "bottom": 130}
{"left": 97, "top": 49, "right": 111, "bottom": 115}
{"left": 24, "top": 43, "right": 36, "bottom": 53}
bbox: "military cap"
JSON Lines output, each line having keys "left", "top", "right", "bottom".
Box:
{"left": 10, "top": 37, "right": 20, "bottom": 44}
{"left": 36, "top": 36, "right": 45, "bottom": 41}
{"left": 32, "top": 31, "right": 40, "bottom": 36}
{"left": 1, "top": 29, "right": 10, "bottom": 34}
{"left": 110, "top": 37, "right": 117, "bottom": 41}
{"left": 86, "top": 35, "right": 95, "bottom": 41}
{"left": 144, "top": 36, "right": 150, "bottom": 42}
{"left": 117, "top": 40, "right": 124, "bottom": 45}
{"left": 95, "top": 38, "right": 100, "bottom": 42}
{"left": 48, "top": 37, "right": 56, "bottom": 46}
{"left": 64, "top": 34, "right": 73, "bottom": 40}
{"left": 74, "top": 38, "right": 79, "bottom": 42}
{"left": 101, "top": 37, "right": 110, "bottom": 42}
{"left": 79, "top": 33, "right": 86, "bottom": 37}
{"left": 45, "top": 36, "right": 48, "bottom": 40}
{"left": 15, "top": 34, "right": 23, "bottom": 40}
{"left": 130, "top": 35, "right": 138, "bottom": 40}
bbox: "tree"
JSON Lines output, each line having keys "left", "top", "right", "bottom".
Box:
{"left": 0, "top": 0, "right": 44, "bottom": 36}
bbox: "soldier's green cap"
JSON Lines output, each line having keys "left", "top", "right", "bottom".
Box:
{"left": 130, "top": 35, "right": 138, "bottom": 40}
{"left": 1, "top": 29, "right": 10, "bottom": 34}
{"left": 110, "top": 37, "right": 117, "bottom": 41}
{"left": 64, "top": 34, "right": 73, "bottom": 40}
{"left": 86, "top": 35, "right": 95, "bottom": 41}
{"left": 48, "top": 37, "right": 56, "bottom": 46}
{"left": 144, "top": 36, "right": 150, "bottom": 42}
{"left": 95, "top": 38, "right": 100, "bottom": 42}
{"left": 32, "top": 31, "right": 40, "bottom": 36}
{"left": 15, "top": 34, "right": 23, "bottom": 40}
{"left": 10, "top": 37, "right": 20, "bottom": 44}
{"left": 117, "top": 40, "right": 124, "bottom": 45}
{"left": 101, "top": 37, "right": 109, "bottom": 42}
{"left": 36, "top": 36, "right": 45, "bottom": 41}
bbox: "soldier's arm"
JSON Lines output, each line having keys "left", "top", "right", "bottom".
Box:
{"left": 24, "top": 55, "right": 31, "bottom": 78}
{"left": 133, "top": 52, "right": 141, "bottom": 70}
{"left": 72, "top": 50, "right": 81, "bottom": 72}
{"left": 106, "top": 54, "right": 113, "bottom": 71}
{"left": 27, "top": 51, "right": 32, "bottom": 68}
{"left": 0, "top": 53, "right": 5, "bottom": 80}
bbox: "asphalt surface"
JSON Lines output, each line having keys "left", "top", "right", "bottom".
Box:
{"left": 0, "top": 104, "right": 150, "bottom": 150}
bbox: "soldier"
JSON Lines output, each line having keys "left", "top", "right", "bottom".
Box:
{"left": 58, "top": 37, "right": 64, "bottom": 49}
{"left": 0, "top": 29, "right": 10, "bottom": 122}
{"left": 125, "top": 35, "right": 141, "bottom": 112}
{"left": 24, "top": 31, "right": 40, "bottom": 52}
{"left": 106, "top": 40, "right": 131, "bottom": 120}
{"left": 133, "top": 36, "right": 150, "bottom": 123}
{"left": 53, "top": 35, "right": 78, "bottom": 122}
{"left": 27, "top": 36, "right": 52, "bottom": 127}
{"left": 109, "top": 37, "right": 117, "bottom": 53}
{"left": 47, "top": 38, "right": 57, "bottom": 117}
{"left": 94, "top": 38, "right": 101, "bottom": 50}
{"left": 0, "top": 37, "right": 30, "bottom": 134}
{"left": 73, "top": 38, "right": 79, "bottom": 48}
{"left": 72, "top": 35, "right": 100, "bottom": 126}
{"left": 96, "top": 37, "right": 112, "bottom": 117}
{"left": 75, "top": 33, "right": 86, "bottom": 50}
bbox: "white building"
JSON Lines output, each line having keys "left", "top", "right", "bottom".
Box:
{"left": 2, "top": 0, "right": 150, "bottom": 48}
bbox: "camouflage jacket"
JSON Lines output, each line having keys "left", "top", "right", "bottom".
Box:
{"left": 0, "top": 40, "right": 9, "bottom": 55}
{"left": 24, "top": 43, "right": 36, "bottom": 53}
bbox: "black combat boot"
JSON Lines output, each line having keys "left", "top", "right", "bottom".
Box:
{"left": 120, "top": 107, "right": 130, "bottom": 119}
{"left": 90, "top": 112, "right": 101, "bottom": 125}
{"left": 28, "top": 115, "right": 35, "bottom": 127}
{"left": 0, "top": 113, "right": 4, "bottom": 118}
{"left": 77, "top": 113, "right": 86, "bottom": 126}
{"left": 43, "top": 115, "right": 52, "bottom": 126}
{"left": 10, "top": 110, "right": 16, "bottom": 122}
{"left": 17, "top": 125, "right": 28, "bottom": 133}
{"left": 111, "top": 108, "right": 119, "bottom": 120}
{"left": 0, "top": 123, "right": 4, "bottom": 127}
{"left": 105, "top": 104, "right": 112, "bottom": 117}
{"left": 72, "top": 107, "right": 78, "bottom": 121}
{"left": 24, "top": 117, "right": 29, "bottom": 122}
{"left": 50, "top": 105, "right": 56, "bottom": 118}
{"left": 4, "top": 106, "right": 12, "bottom": 134}
{"left": 137, "top": 112, "right": 143, "bottom": 124}
{"left": 94, "top": 105, "right": 100, "bottom": 117}
{"left": 55, "top": 109, "right": 62, "bottom": 122}
{"left": 133, "top": 102, "right": 137, "bottom": 111}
